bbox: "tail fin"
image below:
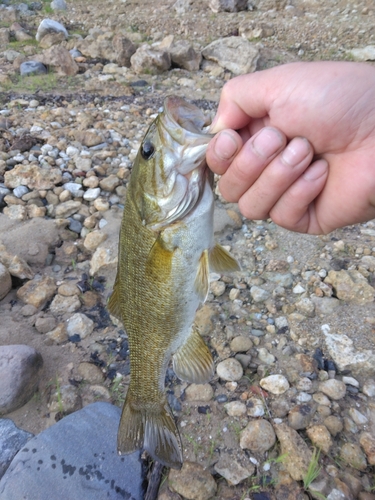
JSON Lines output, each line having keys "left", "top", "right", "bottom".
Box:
{"left": 117, "top": 393, "right": 183, "bottom": 469}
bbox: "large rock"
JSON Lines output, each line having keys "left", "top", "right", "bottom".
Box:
{"left": 35, "top": 19, "right": 68, "bottom": 42}
{"left": 0, "top": 403, "right": 145, "bottom": 500}
{"left": 202, "top": 37, "right": 259, "bottom": 75}
{"left": 112, "top": 35, "right": 137, "bottom": 67}
{"left": 0, "top": 419, "right": 33, "bottom": 479}
{"left": 0, "top": 345, "right": 43, "bottom": 415}
{"left": 209, "top": 0, "right": 247, "bottom": 12}
{"left": 4, "top": 164, "right": 62, "bottom": 190}
{"left": 16, "top": 275, "right": 57, "bottom": 309}
{"left": 35, "top": 46, "right": 79, "bottom": 76}
{"left": 130, "top": 45, "right": 171, "bottom": 74}
{"left": 274, "top": 422, "right": 313, "bottom": 481}
{"left": 20, "top": 61, "right": 48, "bottom": 76}
{"left": 323, "top": 331, "right": 375, "bottom": 374}
{"left": 168, "top": 461, "right": 217, "bottom": 500}
{"left": 159, "top": 36, "right": 201, "bottom": 71}
{"left": 324, "top": 269, "right": 375, "bottom": 304}
{"left": 240, "top": 419, "right": 276, "bottom": 453}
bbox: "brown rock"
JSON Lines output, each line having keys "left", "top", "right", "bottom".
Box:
{"left": 274, "top": 422, "right": 313, "bottom": 481}
{"left": 39, "top": 32, "right": 66, "bottom": 49}
{"left": 359, "top": 432, "right": 375, "bottom": 465}
{"left": 130, "top": 45, "right": 171, "bottom": 74}
{"left": 16, "top": 275, "right": 57, "bottom": 309}
{"left": 168, "top": 461, "right": 217, "bottom": 500}
{"left": 112, "top": 35, "right": 137, "bottom": 67}
{"left": 240, "top": 419, "right": 276, "bottom": 453}
{"left": 35, "top": 46, "right": 79, "bottom": 76}
{"left": 4, "top": 164, "right": 62, "bottom": 190}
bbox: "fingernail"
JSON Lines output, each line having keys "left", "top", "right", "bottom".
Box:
{"left": 303, "top": 159, "right": 328, "bottom": 181}
{"left": 214, "top": 131, "right": 238, "bottom": 160}
{"left": 282, "top": 137, "right": 311, "bottom": 167}
{"left": 252, "top": 128, "right": 284, "bottom": 158}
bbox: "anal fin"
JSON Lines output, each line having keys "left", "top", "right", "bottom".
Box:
{"left": 118, "top": 392, "right": 182, "bottom": 469}
{"left": 173, "top": 328, "right": 214, "bottom": 384}
{"left": 209, "top": 243, "right": 240, "bottom": 274}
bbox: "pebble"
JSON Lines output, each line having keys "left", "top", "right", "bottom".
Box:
{"left": 288, "top": 404, "right": 316, "bottom": 430}
{"left": 240, "top": 419, "right": 276, "bottom": 453}
{"left": 224, "top": 401, "right": 247, "bottom": 417}
{"left": 210, "top": 280, "right": 226, "bottom": 296}
{"left": 362, "top": 378, "right": 375, "bottom": 397}
{"left": 216, "top": 358, "right": 243, "bottom": 381}
{"left": 319, "top": 379, "right": 346, "bottom": 400}
{"left": 83, "top": 187, "right": 101, "bottom": 201}
{"left": 66, "top": 313, "right": 94, "bottom": 339}
{"left": 214, "top": 452, "right": 255, "bottom": 486}
{"left": 246, "top": 397, "right": 265, "bottom": 417}
{"left": 306, "top": 424, "right": 333, "bottom": 453}
{"left": 230, "top": 336, "right": 252, "bottom": 352}
{"left": 257, "top": 347, "right": 275, "bottom": 365}
{"left": 340, "top": 443, "right": 368, "bottom": 470}
{"left": 260, "top": 374, "right": 290, "bottom": 394}
{"left": 168, "top": 461, "right": 217, "bottom": 500}
{"left": 184, "top": 383, "right": 213, "bottom": 402}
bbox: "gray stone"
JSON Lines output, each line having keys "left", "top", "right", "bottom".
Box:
{"left": 66, "top": 313, "right": 94, "bottom": 340}
{"left": 0, "top": 345, "right": 43, "bottom": 415}
{"left": 340, "top": 442, "right": 367, "bottom": 471}
{"left": 324, "top": 269, "right": 375, "bottom": 304}
{"left": 311, "top": 296, "right": 341, "bottom": 316}
{"left": 260, "top": 374, "right": 289, "bottom": 394}
{"left": 35, "top": 19, "right": 68, "bottom": 42}
{"left": 250, "top": 285, "right": 270, "bottom": 302}
{"left": 50, "top": 0, "right": 67, "bottom": 10}
{"left": 209, "top": 0, "right": 247, "bottom": 12}
{"left": 20, "top": 61, "right": 47, "bottom": 76}
{"left": 0, "top": 419, "right": 33, "bottom": 479}
{"left": 0, "top": 403, "right": 145, "bottom": 499}
{"left": 288, "top": 404, "right": 316, "bottom": 430}
{"left": 164, "top": 38, "right": 202, "bottom": 72}
{"left": 323, "top": 332, "right": 375, "bottom": 373}
{"left": 319, "top": 379, "right": 346, "bottom": 400}
{"left": 202, "top": 37, "right": 259, "bottom": 75}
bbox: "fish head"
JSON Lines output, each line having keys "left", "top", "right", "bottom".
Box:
{"left": 130, "top": 96, "right": 214, "bottom": 231}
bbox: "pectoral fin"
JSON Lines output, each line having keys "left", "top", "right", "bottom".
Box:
{"left": 194, "top": 249, "right": 209, "bottom": 302}
{"left": 146, "top": 235, "right": 173, "bottom": 278}
{"left": 108, "top": 272, "right": 122, "bottom": 320}
{"left": 173, "top": 327, "right": 214, "bottom": 384}
{"left": 209, "top": 243, "right": 240, "bottom": 274}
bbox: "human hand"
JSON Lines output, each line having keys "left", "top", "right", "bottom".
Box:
{"left": 206, "top": 61, "right": 375, "bottom": 234}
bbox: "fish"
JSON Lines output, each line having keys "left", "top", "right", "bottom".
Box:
{"left": 108, "top": 96, "right": 240, "bottom": 469}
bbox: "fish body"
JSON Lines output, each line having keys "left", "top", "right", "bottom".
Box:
{"left": 109, "top": 97, "right": 239, "bottom": 469}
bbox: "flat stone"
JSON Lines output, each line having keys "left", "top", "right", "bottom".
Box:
{"left": 0, "top": 419, "right": 33, "bottom": 478}
{"left": 0, "top": 345, "right": 43, "bottom": 415}
{"left": 214, "top": 451, "right": 255, "bottom": 485}
{"left": 0, "top": 403, "right": 145, "bottom": 499}
{"left": 274, "top": 422, "right": 313, "bottom": 481}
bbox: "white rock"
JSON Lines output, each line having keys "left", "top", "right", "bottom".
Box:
{"left": 36, "top": 19, "right": 68, "bottom": 42}
{"left": 224, "top": 401, "right": 247, "bottom": 417}
{"left": 260, "top": 374, "right": 290, "bottom": 395}
{"left": 293, "top": 284, "right": 305, "bottom": 294}
{"left": 349, "top": 45, "right": 375, "bottom": 61}
{"left": 216, "top": 358, "right": 243, "bottom": 381}
{"left": 83, "top": 188, "right": 101, "bottom": 201}
{"left": 66, "top": 313, "right": 94, "bottom": 339}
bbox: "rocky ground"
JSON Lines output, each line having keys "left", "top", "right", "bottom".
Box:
{"left": 0, "top": 0, "right": 375, "bottom": 499}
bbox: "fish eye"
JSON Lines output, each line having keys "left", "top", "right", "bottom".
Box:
{"left": 141, "top": 140, "right": 155, "bottom": 160}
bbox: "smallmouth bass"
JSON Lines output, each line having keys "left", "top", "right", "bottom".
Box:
{"left": 108, "top": 96, "right": 239, "bottom": 469}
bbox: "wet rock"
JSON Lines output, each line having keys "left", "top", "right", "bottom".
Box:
{"left": 209, "top": 0, "right": 247, "bottom": 13}
{"left": 359, "top": 432, "right": 375, "bottom": 465}
{"left": 240, "top": 419, "right": 276, "bottom": 453}
{"left": 168, "top": 461, "right": 217, "bottom": 500}
{"left": 66, "top": 313, "right": 94, "bottom": 340}
{"left": 306, "top": 425, "right": 333, "bottom": 453}
{"left": 185, "top": 383, "right": 213, "bottom": 402}
{"left": 0, "top": 419, "right": 33, "bottom": 478}
{"left": 202, "top": 37, "right": 259, "bottom": 75}
{"left": 324, "top": 270, "right": 375, "bottom": 304}
{"left": 274, "top": 422, "right": 313, "bottom": 481}
{"left": 0, "top": 263, "right": 11, "bottom": 301}
{"left": 0, "top": 402, "right": 145, "bottom": 500}
{"left": 35, "top": 18, "right": 68, "bottom": 42}
{"left": 260, "top": 374, "right": 290, "bottom": 394}
{"left": 214, "top": 451, "right": 255, "bottom": 485}
{"left": 0, "top": 345, "right": 43, "bottom": 415}
{"left": 288, "top": 404, "right": 316, "bottom": 430}
{"left": 340, "top": 443, "right": 367, "bottom": 470}
{"left": 131, "top": 45, "right": 171, "bottom": 74}
{"left": 216, "top": 358, "right": 243, "bottom": 381}
{"left": 19, "top": 61, "right": 47, "bottom": 76}
{"left": 16, "top": 275, "right": 56, "bottom": 309}
{"left": 319, "top": 379, "right": 346, "bottom": 400}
